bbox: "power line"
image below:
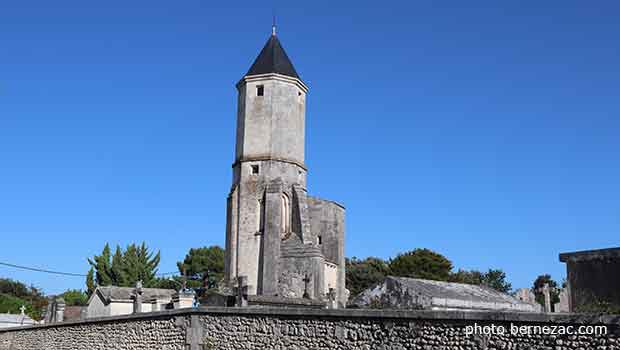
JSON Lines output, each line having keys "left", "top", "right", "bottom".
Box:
{"left": 0, "top": 260, "right": 179, "bottom": 279}
{"left": 0, "top": 261, "right": 86, "bottom": 277}
{"left": 0, "top": 261, "right": 179, "bottom": 278}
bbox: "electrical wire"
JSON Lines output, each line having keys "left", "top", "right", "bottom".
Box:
{"left": 0, "top": 261, "right": 178, "bottom": 278}
{"left": 0, "top": 261, "right": 86, "bottom": 277}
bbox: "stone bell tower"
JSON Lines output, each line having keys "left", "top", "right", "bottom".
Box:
{"left": 224, "top": 29, "right": 347, "bottom": 307}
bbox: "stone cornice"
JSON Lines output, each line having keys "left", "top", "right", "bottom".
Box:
{"left": 2, "top": 307, "right": 619, "bottom": 333}
{"left": 236, "top": 73, "right": 308, "bottom": 93}
{"left": 232, "top": 156, "right": 307, "bottom": 171}
{"left": 560, "top": 247, "right": 620, "bottom": 262}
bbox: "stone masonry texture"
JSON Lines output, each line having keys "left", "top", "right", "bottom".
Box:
{"left": 0, "top": 316, "right": 184, "bottom": 350}
{"left": 1, "top": 308, "right": 619, "bottom": 350}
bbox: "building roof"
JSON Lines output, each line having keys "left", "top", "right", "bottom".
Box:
{"left": 559, "top": 247, "right": 620, "bottom": 262}
{"left": 351, "top": 276, "right": 539, "bottom": 312}
{"left": 0, "top": 313, "right": 36, "bottom": 328}
{"left": 92, "top": 286, "right": 176, "bottom": 305}
{"left": 391, "top": 277, "right": 519, "bottom": 303}
{"left": 245, "top": 34, "right": 300, "bottom": 80}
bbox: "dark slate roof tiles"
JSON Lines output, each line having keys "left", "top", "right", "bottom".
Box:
{"left": 246, "top": 35, "right": 300, "bottom": 80}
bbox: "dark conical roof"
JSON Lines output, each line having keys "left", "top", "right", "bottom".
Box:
{"left": 246, "top": 34, "right": 300, "bottom": 80}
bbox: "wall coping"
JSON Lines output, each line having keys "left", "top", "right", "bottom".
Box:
{"left": 1, "top": 307, "right": 619, "bottom": 333}
{"left": 559, "top": 247, "right": 620, "bottom": 262}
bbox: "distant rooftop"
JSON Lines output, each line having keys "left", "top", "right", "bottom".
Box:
{"left": 93, "top": 286, "right": 176, "bottom": 304}
{"left": 389, "top": 277, "right": 524, "bottom": 304}
{"left": 352, "top": 276, "right": 539, "bottom": 312}
{"left": 559, "top": 247, "right": 620, "bottom": 262}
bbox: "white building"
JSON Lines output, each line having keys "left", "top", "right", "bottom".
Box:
{"left": 86, "top": 286, "right": 176, "bottom": 318}
{"left": 0, "top": 312, "right": 36, "bottom": 329}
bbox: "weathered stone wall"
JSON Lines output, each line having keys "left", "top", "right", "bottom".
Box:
{"left": 560, "top": 248, "right": 620, "bottom": 312}
{"left": 199, "top": 312, "right": 619, "bottom": 350}
{"left": 1, "top": 308, "right": 619, "bottom": 350}
{"left": 0, "top": 315, "right": 185, "bottom": 350}
{"left": 566, "top": 258, "right": 620, "bottom": 311}
{"left": 308, "top": 197, "right": 347, "bottom": 305}
{"left": 235, "top": 74, "right": 307, "bottom": 167}
{"left": 226, "top": 72, "right": 308, "bottom": 296}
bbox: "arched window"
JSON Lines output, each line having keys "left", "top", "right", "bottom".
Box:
{"left": 281, "top": 193, "right": 290, "bottom": 233}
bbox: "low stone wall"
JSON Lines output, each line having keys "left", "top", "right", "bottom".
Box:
{"left": 0, "top": 315, "right": 185, "bottom": 350}
{"left": 1, "top": 308, "right": 619, "bottom": 350}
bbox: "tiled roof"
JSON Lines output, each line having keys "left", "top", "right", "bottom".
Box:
{"left": 246, "top": 34, "right": 300, "bottom": 80}
{"left": 94, "top": 286, "right": 175, "bottom": 304}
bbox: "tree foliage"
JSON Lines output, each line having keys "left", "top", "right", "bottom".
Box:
{"left": 449, "top": 269, "right": 483, "bottom": 285}
{"left": 532, "top": 274, "right": 560, "bottom": 311}
{"left": 61, "top": 289, "right": 89, "bottom": 306}
{"left": 0, "top": 278, "right": 46, "bottom": 320}
{"left": 0, "top": 294, "right": 32, "bottom": 315}
{"left": 450, "top": 269, "right": 512, "bottom": 293}
{"left": 480, "top": 269, "right": 512, "bottom": 293}
{"left": 388, "top": 249, "right": 453, "bottom": 281}
{"left": 346, "top": 257, "right": 391, "bottom": 297}
{"left": 346, "top": 249, "right": 513, "bottom": 297}
{"left": 0, "top": 278, "right": 32, "bottom": 298}
{"left": 86, "top": 242, "right": 161, "bottom": 294}
{"left": 176, "top": 246, "right": 225, "bottom": 290}
{"left": 153, "top": 276, "right": 186, "bottom": 291}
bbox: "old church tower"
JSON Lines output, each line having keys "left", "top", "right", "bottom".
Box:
{"left": 224, "top": 29, "right": 347, "bottom": 307}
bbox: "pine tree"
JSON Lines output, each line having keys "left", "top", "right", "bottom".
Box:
{"left": 87, "top": 243, "right": 113, "bottom": 287}
{"left": 85, "top": 242, "right": 161, "bottom": 292}
{"left": 86, "top": 268, "right": 96, "bottom": 295}
{"left": 110, "top": 245, "right": 125, "bottom": 285}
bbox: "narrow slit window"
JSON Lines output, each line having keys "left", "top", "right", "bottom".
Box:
{"left": 257, "top": 198, "right": 265, "bottom": 233}
{"left": 318, "top": 235, "right": 322, "bottom": 245}
{"left": 281, "top": 193, "right": 290, "bottom": 233}
{"left": 257, "top": 85, "right": 264, "bottom": 96}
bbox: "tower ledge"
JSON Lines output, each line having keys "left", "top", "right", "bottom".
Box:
{"left": 237, "top": 73, "right": 308, "bottom": 93}
{"left": 231, "top": 155, "right": 307, "bottom": 171}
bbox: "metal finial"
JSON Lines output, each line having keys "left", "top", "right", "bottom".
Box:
{"left": 272, "top": 15, "right": 276, "bottom": 36}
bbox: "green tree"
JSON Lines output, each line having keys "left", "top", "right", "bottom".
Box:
{"left": 110, "top": 245, "right": 124, "bottom": 284}
{"left": 532, "top": 274, "right": 560, "bottom": 311}
{"left": 450, "top": 269, "right": 512, "bottom": 293}
{"left": 87, "top": 243, "right": 113, "bottom": 289}
{"left": 346, "top": 257, "right": 391, "bottom": 297}
{"left": 481, "top": 269, "right": 512, "bottom": 293}
{"left": 153, "top": 276, "right": 185, "bottom": 291}
{"left": 0, "top": 294, "right": 31, "bottom": 315}
{"left": 389, "top": 249, "right": 453, "bottom": 281}
{"left": 449, "top": 269, "right": 484, "bottom": 285}
{"left": 0, "top": 278, "right": 47, "bottom": 320}
{"left": 0, "top": 278, "right": 30, "bottom": 298}
{"left": 119, "top": 243, "right": 161, "bottom": 287}
{"left": 61, "top": 289, "right": 89, "bottom": 306}
{"left": 86, "top": 268, "right": 96, "bottom": 295}
{"left": 86, "top": 242, "right": 161, "bottom": 293}
{"left": 176, "top": 246, "right": 225, "bottom": 285}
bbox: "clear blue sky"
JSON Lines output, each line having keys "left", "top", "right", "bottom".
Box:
{"left": 1, "top": 1, "right": 618, "bottom": 295}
